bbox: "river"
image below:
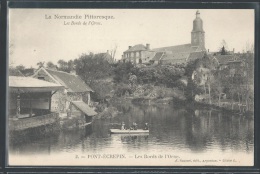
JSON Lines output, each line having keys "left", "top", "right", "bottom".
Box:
{"left": 8, "top": 101, "right": 254, "bottom": 166}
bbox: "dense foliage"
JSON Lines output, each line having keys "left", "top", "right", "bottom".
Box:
{"left": 11, "top": 50, "right": 254, "bottom": 112}
{"left": 113, "top": 63, "right": 185, "bottom": 88}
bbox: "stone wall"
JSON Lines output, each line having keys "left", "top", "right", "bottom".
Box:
{"left": 9, "top": 112, "right": 59, "bottom": 131}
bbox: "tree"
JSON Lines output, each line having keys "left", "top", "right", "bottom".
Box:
{"left": 36, "top": 61, "right": 45, "bottom": 68}
{"left": 184, "top": 58, "right": 202, "bottom": 101}
{"left": 190, "top": 54, "right": 217, "bottom": 104}
{"left": 68, "top": 60, "right": 75, "bottom": 71}
{"left": 128, "top": 73, "right": 138, "bottom": 91}
{"left": 57, "top": 59, "right": 69, "bottom": 72}
{"left": 244, "top": 41, "right": 254, "bottom": 53}
{"left": 175, "top": 77, "right": 187, "bottom": 95}
{"left": 46, "top": 61, "right": 57, "bottom": 69}
{"left": 218, "top": 40, "right": 229, "bottom": 54}
{"left": 110, "top": 44, "right": 118, "bottom": 61}
{"left": 90, "top": 81, "right": 114, "bottom": 102}
{"left": 114, "top": 62, "right": 135, "bottom": 84}
{"left": 15, "top": 65, "right": 25, "bottom": 71}
{"left": 75, "top": 53, "right": 114, "bottom": 85}
{"left": 220, "top": 46, "right": 228, "bottom": 55}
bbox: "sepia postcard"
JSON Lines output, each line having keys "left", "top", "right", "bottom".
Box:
{"left": 7, "top": 7, "right": 255, "bottom": 166}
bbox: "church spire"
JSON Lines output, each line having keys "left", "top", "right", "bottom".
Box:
{"left": 196, "top": 10, "right": 200, "bottom": 18}
{"left": 192, "top": 10, "right": 204, "bottom": 32}
{"left": 191, "top": 10, "right": 205, "bottom": 49}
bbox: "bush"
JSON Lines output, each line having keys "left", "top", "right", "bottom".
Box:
{"left": 157, "top": 89, "right": 166, "bottom": 99}
{"left": 95, "top": 104, "right": 106, "bottom": 112}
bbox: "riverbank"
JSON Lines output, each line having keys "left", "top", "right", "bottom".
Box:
{"left": 170, "top": 97, "right": 254, "bottom": 117}
{"left": 130, "top": 95, "right": 253, "bottom": 117}
{"left": 94, "top": 83, "right": 253, "bottom": 119}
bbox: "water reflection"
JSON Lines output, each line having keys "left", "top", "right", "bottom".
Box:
{"left": 9, "top": 102, "right": 254, "bottom": 157}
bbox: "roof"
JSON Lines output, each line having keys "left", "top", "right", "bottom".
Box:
{"left": 152, "top": 52, "right": 164, "bottom": 61}
{"left": 215, "top": 55, "right": 237, "bottom": 65}
{"left": 9, "top": 76, "right": 63, "bottom": 92}
{"left": 45, "top": 68, "right": 93, "bottom": 92}
{"left": 94, "top": 52, "right": 114, "bottom": 63}
{"left": 71, "top": 101, "right": 97, "bottom": 116}
{"left": 153, "top": 44, "right": 198, "bottom": 53}
{"left": 161, "top": 52, "right": 190, "bottom": 62}
{"left": 187, "top": 51, "right": 206, "bottom": 62}
{"left": 236, "top": 53, "right": 254, "bottom": 63}
{"left": 124, "top": 44, "right": 148, "bottom": 53}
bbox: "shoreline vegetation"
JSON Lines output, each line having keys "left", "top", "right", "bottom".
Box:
{"left": 10, "top": 50, "right": 254, "bottom": 121}
{"left": 95, "top": 85, "right": 253, "bottom": 120}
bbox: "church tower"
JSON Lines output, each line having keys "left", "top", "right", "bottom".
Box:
{"left": 191, "top": 10, "right": 205, "bottom": 49}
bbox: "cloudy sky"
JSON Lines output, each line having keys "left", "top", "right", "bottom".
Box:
{"left": 9, "top": 9, "right": 254, "bottom": 68}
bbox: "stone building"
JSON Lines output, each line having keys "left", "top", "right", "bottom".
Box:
{"left": 122, "top": 44, "right": 155, "bottom": 64}
{"left": 32, "top": 67, "right": 96, "bottom": 119}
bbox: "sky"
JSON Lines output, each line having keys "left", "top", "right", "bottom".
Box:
{"left": 9, "top": 9, "right": 254, "bottom": 68}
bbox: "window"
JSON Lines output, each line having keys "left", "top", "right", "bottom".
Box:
{"left": 38, "top": 76, "right": 45, "bottom": 80}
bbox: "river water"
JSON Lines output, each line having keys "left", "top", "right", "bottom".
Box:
{"left": 9, "top": 101, "right": 254, "bottom": 166}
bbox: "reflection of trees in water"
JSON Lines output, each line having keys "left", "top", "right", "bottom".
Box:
{"left": 10, "top": 102, "right": 254, "bottom": 155}
{"left": 9, "top": 124, "right": 96, "bottom": 155}
{"left": 143, "top": 106, "right": 189, "bottom": 148}
{"left": 111, "top": 103, "right": 152, "bottom": 129}
{"left": 185, "top": 111, "right": 212, "bottom": 152}
{"left": 9, "top": 124, "right": 60, "bottom": 154}
{"left": 120, "top": 135, "right": 149, "bottom": 143}
{"left": 184, "top": 109, "right": 253, "bottom": 152}
{"left": 115, "top": 101, "right": 132, "bottom": 113}
{"left": 130, "top": 104, "right": 254, "bottom": 153}
{"left": 119, "top": 135, "right": 149, "bottom": 150}
{"left": 217, "top": 114, "right": 253, "bottom": 152}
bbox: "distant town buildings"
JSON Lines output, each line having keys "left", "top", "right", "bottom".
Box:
{"left": 121, "top": 10, "right": 206, "bottom": 65}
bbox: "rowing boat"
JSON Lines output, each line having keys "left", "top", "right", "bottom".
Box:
{"left": 110, "top": 129, "right": 149, "bottom": 134}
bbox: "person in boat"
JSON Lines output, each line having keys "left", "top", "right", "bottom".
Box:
{"left": 133, "top": 122, "right": 138, "bottom": 130}
{"left": 121, "top": 122, "right": 126, "bottom": 130}
{"left": 130, "top": 122, "right": 137, "bottom": 130}
{"left": 144, "top": 123, "right": 149, "bottom": 130}
{"left": 130, "top": 122, "right": 134, "bottom": 130}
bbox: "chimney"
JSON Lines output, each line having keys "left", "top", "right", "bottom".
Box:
{"left": 70, "top": 70, "right": 77, "bottom": 75}
{"left": 233, "top": 48, "right": 235, "bottom": 53}
{"left": 128, "top": 46, "right": 132, "bottom": 49}
{"left": 122, "top": 55, "right": 124, "bottom": 59}
{"left": 146, "top": 44, "right": 150, "bottom": 50}
{"left": 107, "top": 50, "right": 109, "bottom": 54}
{"left": 208, "top": 49, "right": 209, "bottom": 52}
